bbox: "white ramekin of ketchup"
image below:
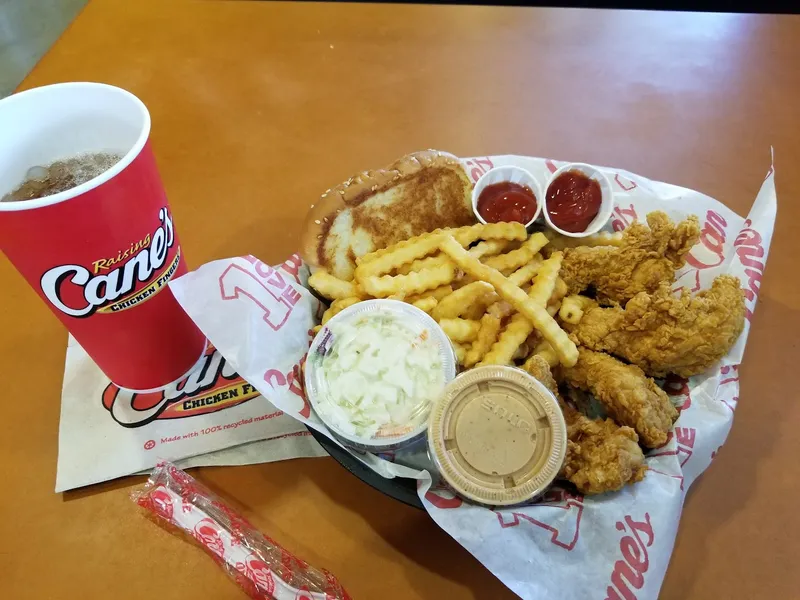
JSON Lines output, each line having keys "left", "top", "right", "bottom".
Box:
{"left": 543, "top": 163, "right": 614, "bottom": 237}
{"left": 472, "top": 165, "right": 542, "bottom": 227}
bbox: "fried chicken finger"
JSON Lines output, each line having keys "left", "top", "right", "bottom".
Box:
{"left": 523, "top": 355, "right": 647, "bottom": 495}
{"left": 558, "top": 348, "right": 677, "bottom": 448}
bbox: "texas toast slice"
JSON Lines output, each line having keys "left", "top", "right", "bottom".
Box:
{"left": 301, "top": 150, "right": 476, "bottom": 280}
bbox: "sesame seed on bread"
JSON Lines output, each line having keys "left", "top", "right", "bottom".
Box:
{"left": 301, "top": 150, "right": 476, "bottom": 280}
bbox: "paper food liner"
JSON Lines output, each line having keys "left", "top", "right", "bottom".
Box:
{"left": 54, "top": 255, "right": 328, "bottom": 493}
{"left": 169, "top": 154, "right": 777, "bottom": 600}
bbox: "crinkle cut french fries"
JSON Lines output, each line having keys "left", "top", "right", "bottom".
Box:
{"left": 309, "top": 222, "right": 579, "bottom": 369}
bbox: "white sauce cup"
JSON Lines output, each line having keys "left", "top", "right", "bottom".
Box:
{"left": 471, "top": 165, "right": 543, "bottom": 228}
{"left": 542, "top": 162, "right": 614, "bottom": 238}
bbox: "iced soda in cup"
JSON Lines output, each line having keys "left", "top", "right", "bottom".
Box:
{"left": 0, "top": 82, "right": 206, "bottom": 391}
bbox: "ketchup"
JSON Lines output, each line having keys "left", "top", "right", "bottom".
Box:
{"left": 477, "top": 182, "right": 538, "bottom": 225}
{"left": 545, "top": 170, "right": 602, "bottom": 233}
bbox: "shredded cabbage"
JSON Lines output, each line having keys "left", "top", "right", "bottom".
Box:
{"left": 318, "top": 314, "right": 444, "bottom": 440}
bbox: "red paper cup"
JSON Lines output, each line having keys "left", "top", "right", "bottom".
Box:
{"left": 0, "top": 83, "right": 206, "bottom": 391}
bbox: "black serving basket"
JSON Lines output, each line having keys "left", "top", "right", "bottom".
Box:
{"left": 308, "top": 427, "right": 424, "bottom": 509}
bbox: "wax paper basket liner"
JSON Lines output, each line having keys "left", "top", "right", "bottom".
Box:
{"left": 132, "top": 461, "right": 351, "bottom": 600}
{"left": 169, "top": 153, "right": 777, "bottom": 600}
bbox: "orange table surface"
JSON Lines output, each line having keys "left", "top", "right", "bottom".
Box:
{"left": 2, "top": 1, "right": 799, "bottom": 598}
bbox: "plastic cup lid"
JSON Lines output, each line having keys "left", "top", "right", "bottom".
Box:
{"left": 305, "top": 299, "right": 457, "bottom": 451}
{"left": 428, "top": 365, "right": 567, "bottom": 506}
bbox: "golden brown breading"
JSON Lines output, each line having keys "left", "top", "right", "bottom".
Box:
{"left": 558, "top": 211, "right": 700, "bottom": 305}
{"left": 560, "top": 409, "right": 647, "bottom": 495}
{"left": 523, "top": 355, "right": 647, "bottom": 495}
{"left": 558, "top": 348, "right": 678, "bottom": 448}
{"left": 523, "top": 354, "right": 560, "bottom": 396}
{"left": 567, "top": 275, "right": 746, "bottom": 378}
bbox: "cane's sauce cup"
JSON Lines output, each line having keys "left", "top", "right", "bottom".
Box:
{"left": 428, "top": 366, "right": 566, "bottom": 506}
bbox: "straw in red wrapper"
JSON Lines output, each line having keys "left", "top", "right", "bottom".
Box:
{"left": 132, "top": 461, "right": 351, "bottom": 600}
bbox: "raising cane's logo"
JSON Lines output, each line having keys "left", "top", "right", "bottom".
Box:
{"left": 605, "top": 513, "right": 655, "bottom": 600}
{"left": 40, "top": 208, "right": 179, "bottom": 317}
{"left": 685, "top": 210, "right": 728, "bottom": 271}
{"left": 674, "top": 209, "right": 730, "bottom": 294}
{"left": 733, "top": 219, "right": 765, "bottom": 322}
{"left": 240, "top": 555, "right": 276, "bottom": 595}
{"left": 193, "top": 518, "right": 227, "bottom": 561}
{"left": 102, "top": 343, "right": 261, "bottom": 427}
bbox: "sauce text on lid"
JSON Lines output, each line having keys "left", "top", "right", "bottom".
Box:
{"left": 545, "top": 170, "right": 602, "bottom": 233}
{"left": 428, "top": 366, "right": 566, "bottom": 506}
{"left": 477, "top": 181, "right": 538, "bottom": 225}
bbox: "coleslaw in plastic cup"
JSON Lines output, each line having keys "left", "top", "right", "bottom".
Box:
{"left": 305, "top": 299, "right": 457, "bottom": 452}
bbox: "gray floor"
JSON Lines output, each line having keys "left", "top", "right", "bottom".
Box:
{"left": 0, "top": 0, "right": 88, "bottom": 98}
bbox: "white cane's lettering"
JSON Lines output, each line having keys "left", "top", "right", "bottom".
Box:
{"left": 605, "top": 513, "right": 654, "bottom": 600}
{"left": 122, "top": 247, "right": 154, "bottom": 289}
{"left": 40, "top": 265, "right": 92, "bottom": 317}
{"left": 150, "top": 227, "right": 166, "bottom": 270}
{"left": 85, "top": 269, "right": 125, "bottom": 306}
{"left": 99, "top": 249, "right": 181, "bottom": 314}
{"left": 161, "top": 207, "right": 174, "bottom": 246}
{"left": 40, "top": 209, "right": 177, "bottom": 318}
